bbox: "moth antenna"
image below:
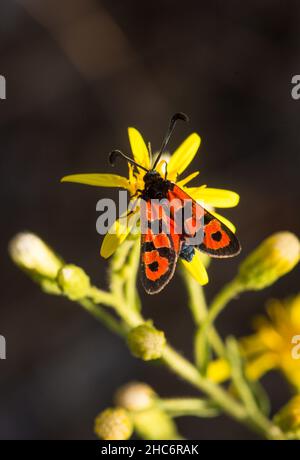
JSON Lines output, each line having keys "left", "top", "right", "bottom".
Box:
{"left": 152, "top": 112, "right": 189, "bottom": 170}
{"left": 148, "top": 141, "right": 152, "bottom": 163}
{"left": 109, "top": 149, "right": 149, "bottom": 172}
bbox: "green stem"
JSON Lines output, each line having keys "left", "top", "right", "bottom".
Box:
{"left": 161, "top": 345, "right": 247, "bottom": 420}
{"left": 207, "top": 278, "right": 243, "bottom": 326}
{"left": 78, "top": 298, "right": 126, "bottom": 337}
{"left": 195, "top": 278, "right": 242, "bottom": 371}
{"left": 114, "top": 299, "right": 144, "bottom": 328}
{"left": 227, "top": 337, "right": 258, "bottom": 415}
{"left": 161, "top": 345, "right": 284, "bottom": 440}
{"left": 14, "top": 233, "right": 285, "bottom": 440}
{"left": 182, "top": 268, "right": 226, "bottom": 363}
{"left": 90, "top": 286, "right": 143, "bottom": 328}
{"left": 88, "top": 286, "right": 117, "bottom": 307}
{"left": 226, "top": 337, "right": 282, "bottom": 440}
{"left": 109, "top": 239, "right": 134, "bottom": 301}
{"left": 182, "top": 268, "right": 207, "bottom": 323}
{"left": 94, "top": 244, "right": 283, "bottom": 439}
{"left": 108, "top": 237, "right": 143, "bottom": 326}
{"left": 124, "top": 239, "right": 141, "bottom": 310}
{"left": 207, "top": 329, "right": 225, "bottom": 358}
{"left": 87, "top": 283, "right": 143, "bottom": 329}
{"left": 160, "top": 397, "right": 220, "bottom": 418}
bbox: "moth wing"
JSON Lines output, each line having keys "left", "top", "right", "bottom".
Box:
{"left": 168, "top": 184, "right": 241, "bottom": 258}
{"left": 140, "top": 199, "right": 181, "bottom": 294}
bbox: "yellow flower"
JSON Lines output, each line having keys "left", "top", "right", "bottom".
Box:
{"left": 61, "top": 123, "right": 239, "bottom": 285}
{"left": 242, "top": 294, "right": 300, "bottom": 390}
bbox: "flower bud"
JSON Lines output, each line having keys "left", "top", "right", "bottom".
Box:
{"left": 57, "top": 264, "right": 90, "bottom": 300}
{"left": 9, "top": 232, "right": 63, "bottom": 279}
{"left": 94, "top": 407, "right": 133, "bottom": 440}
{"left": 127, "top": 324, "right": 166, "bottom": 361}
{"left": 273, "top": 395, "right": 300, "bottom": 433}
{"left": 237, "top": 232, "right": 300, "bottom": 290}
{"left": 133, "top": 407, "right": 180, "bottom": 440}
{"left": 115, "top": 382, "right": 156, "bottom": 411}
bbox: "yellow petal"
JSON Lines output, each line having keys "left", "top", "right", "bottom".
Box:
{"left": 245, "top": 353, "right": 279, "bottom": 381}
{"left": 61, "top": 173, "right": 130, "bottom": 189}
{"left": 187, "top": 187, "right": 240, "bottom": 208}
{"left": 168, "top": 133, "right": 201, "bottom": 177}
{"left": 177, "top": 171, "right": 200, "bottom": 187}
{"left": 128, "top": 127, "right": 150, "bottom": 170}
{"left": 207, "top": 359, "right": 231, "bottom": 383}
{"left": 181, "top": 250, "right": 208, "bottom": 285}
{"left": 100, "top": 231, "right": 125, "bottom": 260}
{"left": 241, "top": 334, "right": 267, "bottom": 356}
{"left": 290, "top": 294, "right": 300, "bottom": 329}
{"left": 100, "top": 211, "right": 139, "bottom": 259}
{"left": 209, "top": 210, "right": 236, "bottom": 234}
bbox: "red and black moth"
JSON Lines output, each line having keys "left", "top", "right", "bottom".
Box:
{"left": 109, "top": 113, "right": 241, "bottom": 294}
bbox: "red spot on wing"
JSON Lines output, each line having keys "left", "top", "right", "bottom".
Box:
{"left": 153, "top": 233, "right": 171, "bottom": 248}
{"left": 143, "top": 250, "right": 169, "bottom": 281}
{"left": 168, "top": 186, "right": 205, "bottom": 237}
{"left": 203, "top": 219, "right": 230, "bottom": 250}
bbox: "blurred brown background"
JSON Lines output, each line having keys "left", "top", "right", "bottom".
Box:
{"left": 0, "top": 0, "right": 300, "bottom": 439}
